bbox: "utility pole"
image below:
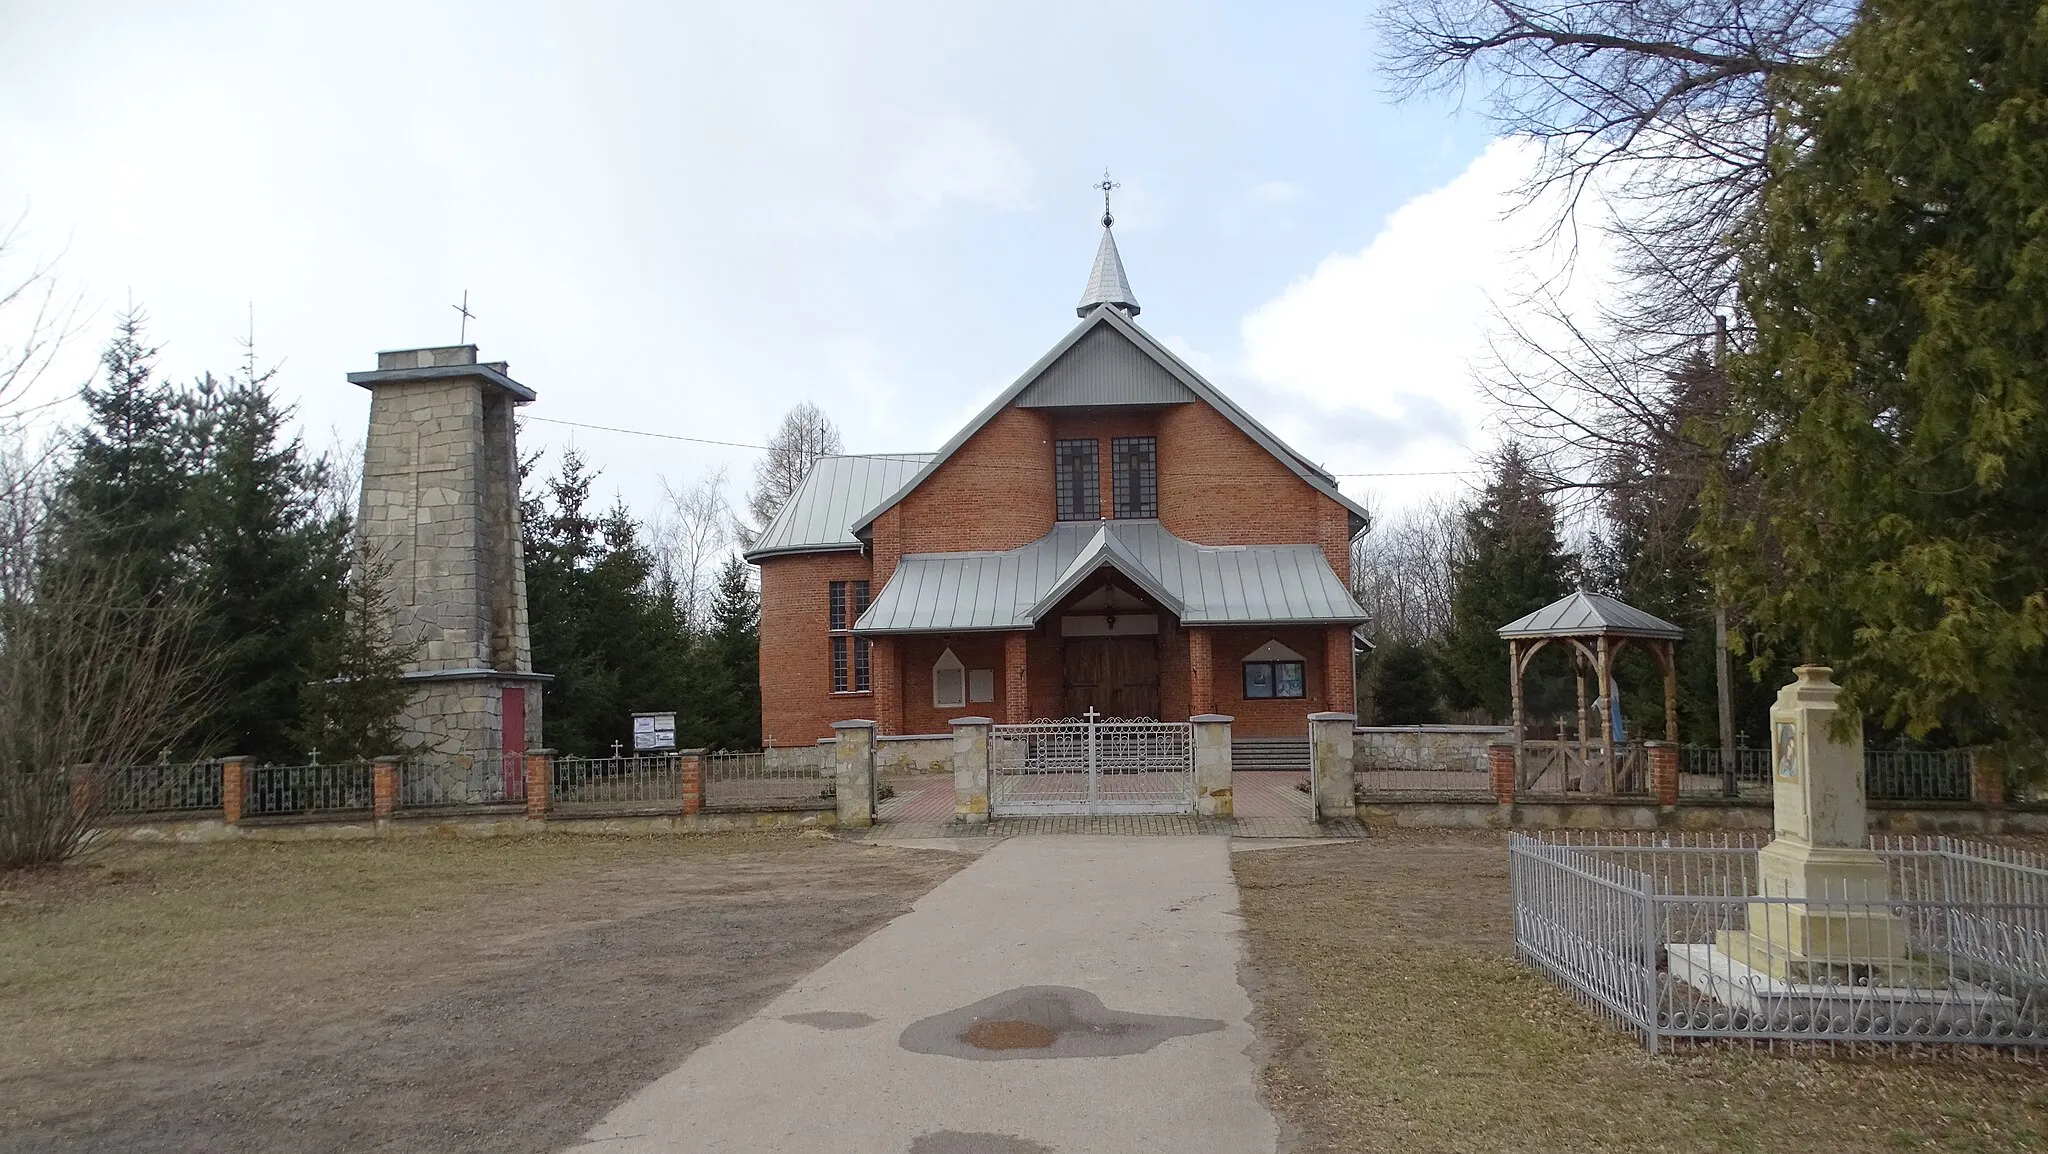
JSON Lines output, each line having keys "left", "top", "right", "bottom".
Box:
{"left": 1713, "top": 313, "right": 1738, "bottom": 795}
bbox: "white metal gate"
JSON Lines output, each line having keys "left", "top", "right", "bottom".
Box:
{"left": 990, "top": 712, "right": 1194, "bottom": 816}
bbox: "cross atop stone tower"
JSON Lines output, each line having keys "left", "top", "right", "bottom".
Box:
{"left": 347, "top": 344, "right": 548, "bottom": 761}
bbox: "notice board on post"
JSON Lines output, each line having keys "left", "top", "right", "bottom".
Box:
{"left": 632, "top": 711, "right": 678, "bottom": 752}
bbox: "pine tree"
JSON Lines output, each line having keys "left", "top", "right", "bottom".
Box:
{"left": 1441, "top": 444, "right": 1576, "bottom": 720}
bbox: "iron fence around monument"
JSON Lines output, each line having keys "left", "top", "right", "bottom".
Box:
{"left": 1510, "top": 833, "right": 2048, "bottom": 1054}
{"left": 397, "top": 752, "right": 524, "bottom": 810}
{"left": 703, "top": 750, "right": 833, "bottom": 812}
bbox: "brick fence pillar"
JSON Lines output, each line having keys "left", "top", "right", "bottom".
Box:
{"left": 1646, "top": 740, "right": 1679, "bottom": 807}
{"left": 68, "top": 763, "right": 97, "bottom": 820}
{"left": 834, "top": 719, "right": 877, "bottom": 828}
{"left": 1308, "top": 712, "right": 1356, "bottom": 821}
{"left": 679, "top": 749, "right": 704, "bottom": 816}
{"left": 371, "top": 756, "right": 400, "bottom": 822}
{"left": 1971, "top": 750, "right": 2005, "bottom": 808}
{"left": 220, "top": 756, "right": 248, "bottom": 825}
{"left": 950, "top": 717, "right": 991, "bottom": 824}
{"left": 1191, "top": 714, "right": 1234, "bottom": 819}
{"left": 524, "top": 749, "right": 554, "bottom": 820}
{"left": 1487, "top": 741, "right": 1516, "bottom": 805}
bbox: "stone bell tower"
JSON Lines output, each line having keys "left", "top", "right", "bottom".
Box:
{"left": 348, "top": 345, "right": 547, "bottom": 758}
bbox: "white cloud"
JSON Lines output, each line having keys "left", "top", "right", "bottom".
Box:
{"left": 1232, "top": 136, "right": 1614, "bottom": 511}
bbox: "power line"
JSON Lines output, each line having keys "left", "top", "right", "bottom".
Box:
{"left": 519, "top": 414, "right": 1481, "bottom": 479}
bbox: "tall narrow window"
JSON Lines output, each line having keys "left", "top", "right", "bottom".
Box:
{"left": 1054, "top": 439, "right": 1101, "bottom": 521}
{"left": 1112, "top": 436, "right": 1157, "bottom": 518}
{"left": 829, "top": 580, "right": 870, "bottom": 692}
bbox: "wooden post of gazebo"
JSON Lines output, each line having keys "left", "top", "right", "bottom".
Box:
{"left": 1496, "top": 592, "right": 1686, "bottom": 797}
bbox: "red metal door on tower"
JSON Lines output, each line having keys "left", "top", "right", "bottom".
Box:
{"left": 501, "top": 687, "right": 526, "bottom": 796}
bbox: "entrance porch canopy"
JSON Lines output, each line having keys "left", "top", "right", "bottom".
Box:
{"left": 853, "top": 520, "right": 1367, "bottom": 634}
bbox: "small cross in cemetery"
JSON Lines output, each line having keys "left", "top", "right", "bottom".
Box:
{"left": 611, "top": 740, "right": 624, "bottom": 759}
{"left": 452, "top": 289, "right": 476, "bottom": 343}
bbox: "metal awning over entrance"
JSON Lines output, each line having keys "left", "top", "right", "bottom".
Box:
{"left": 990, "top": 713, "right": 1194, "bottom": 816}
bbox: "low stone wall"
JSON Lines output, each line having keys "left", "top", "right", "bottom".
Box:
{"left": 1353, "top": 725, "right": 1511, "bottom": 773}
{"left": 875, "top": 733, "right": 953, "bottom": 778}
{"left": 764, "top": 744, "right": 836, "bottom": 775}
{"left": 104, "top": 807, "right": 835, "bottom": 844}
{"left": 1354, "top": 797, "right": 2048, "bottom": 834}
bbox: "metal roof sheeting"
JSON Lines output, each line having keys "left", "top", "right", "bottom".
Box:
{"left": 855, "top": 520, "right": 1367, "bottom": 633}
{"left": 1496, "top": 591, "right": 1684, "bottom": 640}
{"left": 1077, "top": 226, "right": 1140, "bottom": 317}
{"left": 744, "top": 454, "right": 934, "bottom": 560}
{"left": 1015, "top": 323, "right": 1196, "bottom": 408}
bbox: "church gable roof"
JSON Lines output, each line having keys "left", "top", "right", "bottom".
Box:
{"left": 852, "top": 305, "right": 1370, "bottom": 536}
{"left": 1014, "top": 322, "right": 1196, "bottom": 408}
{"left": 744, "top": 453, "right": 935, "bottom": 560}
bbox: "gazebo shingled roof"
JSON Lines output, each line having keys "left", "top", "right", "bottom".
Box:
{"left": 1497, "top": 591, "right": 1682, "bottom": 640}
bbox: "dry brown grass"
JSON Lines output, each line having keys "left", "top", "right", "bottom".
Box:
{"left": 1234, "top": 831, "right": 2048, "bottom": 1154}
{"left": 0, "top": 832, "right": 965, "bottom": 1139}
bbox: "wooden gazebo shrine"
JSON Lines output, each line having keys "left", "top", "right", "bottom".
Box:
{"left": 1497, "top": 591, "right": 1683, "bottom": 793}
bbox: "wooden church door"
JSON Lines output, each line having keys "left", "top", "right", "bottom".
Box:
{"left": 1062, "top": 638, "right": 1161, "bottom": 720}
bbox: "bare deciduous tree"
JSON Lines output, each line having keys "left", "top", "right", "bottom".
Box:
{"left": 0, "top": 211, "right": 87, "bottom": 420}
{"left": 649, "top": 466, "right": 731, "bottom": 629}
{"left": 1351, "top": 495, "right": 1468, "bottom": 644}
{"left": 740, "top": 402, "right": 841, "bottom": 546}
{"left": 0, "top": 435, "right": 214, "bottom": 868}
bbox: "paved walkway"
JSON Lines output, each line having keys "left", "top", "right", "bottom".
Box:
{"left": 866, "top": 770, "right": 1362, "bottom": 840}
{"left": 566, "top": 837, "right": 1279, "bottom": 1153}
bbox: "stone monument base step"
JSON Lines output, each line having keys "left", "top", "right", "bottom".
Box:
{"left": 1667, "top": 943, "right": 2013, "bottom": 1028}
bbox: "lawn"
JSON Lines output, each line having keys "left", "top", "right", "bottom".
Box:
{"left": 0, "top": 833, "right": 966, "bottom": 1153}
{"left": 1233, "top": 831, "right": 2048, "bottom": 1154}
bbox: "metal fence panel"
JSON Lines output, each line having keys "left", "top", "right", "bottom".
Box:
{"left": 1679, "top": 747, "right": 1973, "bottom": 801}
{"left": 397, "top": 753, "right": 523, "bottom": 809}
{"left": 102, "top": 761, "right": 224, "bottom": 816}
{"left": 990, "top": 718, "right": 1193, "bottom": 815}
{"left": 244, "top": 762, "right": 374, "bottom": 818}
{"left": 553, "top": 754, "right": 682, "bottom": 810}
{"left": 703, "top": 751, "right": 833, "bottom": 811}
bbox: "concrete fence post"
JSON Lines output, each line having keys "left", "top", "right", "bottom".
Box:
{"left": 1646, "top": 740, "right": 1679, "bottom": 807}
{"left": 1308, "top": 713, "right": 1356, "bottom": 821}
{"left": 371, "top": 756, "right": 400, "bottom": 823}
{"left": 679, "top": 749, "right": 705, "bottom": 816}
{"left": 833, "top": 720, "right": 877, "bottom": 828}
{"left": 950, "top": 717, "right": 992, "bottom": 824}
{"left": 1191, "top": 714, "right": 1234, "bottom": 819}
{"left": 220, "top": 756, "right": 249, "bottom": 826}
{"left": 524, "top": 749, "right": 554, "bottom": 820}
{"left": 1487, "top": 740, "right": 1516, "bottom": 806}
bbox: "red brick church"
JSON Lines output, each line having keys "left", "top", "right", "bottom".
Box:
{"left": 746, "top": 209, "right": 1370, "bottom": 750}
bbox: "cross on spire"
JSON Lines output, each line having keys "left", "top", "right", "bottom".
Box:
{"left": 1094, "top": 170, "right": 1120, "bottom": 228}
{"left": 452, "top": 289, "right": 476, "bottom": 344}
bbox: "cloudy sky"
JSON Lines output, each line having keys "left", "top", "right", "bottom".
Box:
{"left": 0, "top": 0, "right": 1599, "bottom": 525}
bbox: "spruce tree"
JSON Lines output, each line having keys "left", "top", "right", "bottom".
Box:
{"left": 1370, "top": 639, "right": 1442, "bottom": 725}
{"left": 296, "top": 543, "right": 416, "bottom": 760}
{"left": 1441, "top": 444, "right": 1575, "bottom": 720}
{"left": 706, "top": 556, "right": 761, "bottom": 749}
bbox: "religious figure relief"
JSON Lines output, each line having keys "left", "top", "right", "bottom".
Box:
{"left": 1774, "top": 720, "right": 1800, "bottom": 780}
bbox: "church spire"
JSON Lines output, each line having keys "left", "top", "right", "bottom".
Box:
{"left": 1077, "top": 171, "right": 1140, "bottom": 318}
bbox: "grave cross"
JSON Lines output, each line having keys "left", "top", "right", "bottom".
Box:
{"left": 452, "top": 289, "right": 476, "bottom": 344}
{"left": 611, "top": 740, "right": 624, "bottom": 759}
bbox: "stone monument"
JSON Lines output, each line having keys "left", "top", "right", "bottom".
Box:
{"left": 348, "top": 345, "right": 548, "bottom": 761}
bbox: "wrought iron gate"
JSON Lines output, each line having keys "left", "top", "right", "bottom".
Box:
{"left": 990, "top": 713, "right": 1194, "bottom": 816}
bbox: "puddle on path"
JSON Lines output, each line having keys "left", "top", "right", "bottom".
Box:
{"left": 898, "top": 985, "right": 1222, "bottom": 1062}
{"left": 781, "top": 1011, "right": 877, "bottom": 1030}
{"left": 908, "top": 1132, "right": 1054, "bottom": 1154}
